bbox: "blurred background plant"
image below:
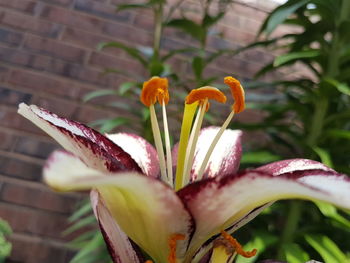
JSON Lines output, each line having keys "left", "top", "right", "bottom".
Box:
{"left": 0, "top": 218, "right": 12, "bottom": 263}
{"left": 234, "top": 0, "right": 350, "bottom": 262}
{"left": 66, "top": 0, "right": 350, "bottom": 262}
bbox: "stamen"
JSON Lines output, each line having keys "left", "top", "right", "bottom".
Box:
{"left": 150, "top": 104, "right": 168, "bottom": 183}
{"left": 168, "top": 234, "right": 185, "bottom": 263}
{"left": 186, "top": 86, "right": 226, "bottom": 106}
{"left": 220, "top": 230, "right": 257, "bottom": 258}
{"left": 224, "top": 76, "right": 245, "bottom": 113}
{"left": 141, "top": 77, "right": 169, "bottom": 107}
{"left": 196, "top": 76, "right": 246, "bottom": 180}
{"left": 145, "top": 261, "right": 153, "bottom": 263}
{"left": 162, "top": 102, "right": 173, "bottom": 187}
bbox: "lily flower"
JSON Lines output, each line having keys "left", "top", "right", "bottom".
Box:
{"left": 18, "top": 76, "right": 350, "bottom": 263}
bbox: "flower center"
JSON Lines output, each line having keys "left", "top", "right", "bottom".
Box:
{"left": 140, "top": 76, "right": 245, "bottom": 190}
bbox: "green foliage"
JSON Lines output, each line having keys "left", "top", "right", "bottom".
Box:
{"left": 245, "top": 0, "right": 350, "bottom": 261}
{"left": 0, "top": 218, "right": 12, "bottom": 263}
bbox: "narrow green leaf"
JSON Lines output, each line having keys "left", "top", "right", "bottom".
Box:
{"left": 326, "top": 129, "right": 350, "bottom": 140}
{"left": 323, "top": 78, "right": 350, "bottom": 96}
{"left": 283, "top": 243, "right": 310, "bottom": 263}
{"left": 68, "top": 202, "right": 92, "bottom": 222}
{"left": 305, "top": 234, "right": 348, "bottom": 263}
{"left": 274, "top": 50, "right": 320, "bottom": 67}
{"left": 241, "top": 151, "right": 281, "bottom": 164}
{"left": 116, "top": 3, "right": 151, "bottom": 11}
{"left": 315, "top": 201, "right": 350, "bottom": 229}
{"left": 192, "top": 56, "right": 204, "bottom": 79}
{"left": 83, "top": 89, "right": 117, "bottom": 102}
{"left": 166, "top": 19, "right": 204, "bottom": 42}
{"left": 259, "top": 0, "right": 310, "bottom": 36}
{"left": 119, "top": 82, "right": 136, "bottom": 96}
{"left": 312, "top": 146, "right": 333, "bottom": 168}
{"left": 236, "top": 231, "right": 278, "bottom": 263}
{"left": 63, "top": 215, "right": 96, "bottom": 236}
{"left": 202, "top": 12, "right": 225, "bottom": 28}
{"left": 98, "top": 42, "right": 147, "bottom": 66}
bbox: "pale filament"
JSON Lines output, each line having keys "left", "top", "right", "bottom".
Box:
{"left": 162, "top": 101, "right": 173, "bottom": 187}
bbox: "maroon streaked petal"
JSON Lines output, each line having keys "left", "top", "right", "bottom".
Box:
{"left": 43, "top": 151, "right": 195, "bottom": 263}
{"left": 178, "top": 170, "right": 350, "bottom": 261}
{"left": 190, "top": 127, "right": 242, "bottom": 181}
{"left": 90, "top": 190, "right": 143, "bottom": 263}
{"left": 256, "top": 159, "right": 335, "bottom": 176}
{"left": 18, "top": 103, "right": 141, "bottom": 173}
{"left": 106, "top": 133, "right": 159, "bottom": 178}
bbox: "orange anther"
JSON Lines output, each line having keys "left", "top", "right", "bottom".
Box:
{"left": 141, "top": 77, "right": 169, "bottom": 107}
{"left": 168, "top": 233, "right": 185, "bottom": 263}
{"left": 185, "top": 86, "right": 226, "bottom": 106}
{"left": 144, "top": 261, "right": 153, "bottom": 263}
{"left": 224, "top": 76, "right": 245, "bottom": 113}
{"left": 220, "top": 230, "right": 257, "bottom": 258}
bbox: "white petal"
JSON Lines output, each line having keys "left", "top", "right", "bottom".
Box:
{"left": 178, "top": 170, "right": 350, "bottom": 261}
{"left": 18, "top": 103, "right": 141, "bottom": 173}
{"left": 44, "top": 151, "right": 194, "bottom": 263}
{"left": 106, "top": 133, "right": 159, "bottom": 178}
{"left": 91, "top": 190, "right": 143, "bottom": 263}
{"left": 191, "top": 127, "right": 242, "bottom": 180}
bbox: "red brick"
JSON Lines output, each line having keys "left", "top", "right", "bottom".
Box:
{"left": 0, "top": 28, "right": 24, "bottom": 47}
{"left": 9, "top": 234, "right": 72, "bottom": 263}
{"left": 61, "top": 27, "right": 112, "bottom": 50}
{"left": 0, "top": 156, "right": 42, "bottom": 181}
{"left": 1, "top": 11, "right": 63, "bottom": 38}
{"left": 0, "top": 86, "right": 32, "bottom": 106}
{"left": 0, "top": 47, "right": 31, "bottom": 66}
{"left": 1, "top": 182, "right": 78, "bottom": 213}
{"left": 9, "top": 69, "right": 83, "bottom": 99}
{"left": 103, "top": 22, "right": 153, "bottom": 47}
{"left": 41, "top": 0, "right": 74, "bottom": 6}
{"left": 40, "top": 5, "right": 106, "bottom": 33}
{"left": 0, "top": 203, "right": 70, "bottom": 238}
{"left": 74, "top": 0, "right": 132, "bottom": 22}
{"left": 0, "top": 131, "right": 17, "bottom": 151}
{"left": 34, "top": 96, "right": 78, "bottom": 117}
{"left": 89, "top": 51, "right": 145, "bottom": 75}
{"left": 0, "top": 0, "right": 38, "bottom": 15}
{"left": 23, "top": 35, "right": 87, "bottom": 63}
{"left": 13, "top": 136, "right": 57, "bottom": 159}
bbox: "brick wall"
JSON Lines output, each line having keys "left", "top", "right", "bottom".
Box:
{"left": 0, "top": 0, "right": 281, "bottom": 262}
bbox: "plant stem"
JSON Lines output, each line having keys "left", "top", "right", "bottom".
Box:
{"left": 153, "top": 4, "right": 163, "bottom": 62}
{"left": 276, "top": 201, "right": 302, "bottom": 260}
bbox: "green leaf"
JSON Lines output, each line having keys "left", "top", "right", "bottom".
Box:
{"left": 98, "top": 42, "right": 147, "bottom": 66}
{"left": 312, "top": 146, "right": 333, "bottom": 168}
{"left": 236, "top": 231, "right": 278, "bottom": 263}
{"left": 70, "top": 233, "right": 107, "bottom": 263}
{"left": 323, "top": 78, "right": 350, "bottom": 96}
{"left": 305, "top": 234, "right": 349, "bottom": 263}
{"left": 192, "top": 56, "right": 204, "bottom": 79}
{"left": 90, "top": 117, "right": 129, "bottom": 133}
{"left": 315, "top": 201, "right": 350, "bottom": 229}
{"left": 149, "top": 61, "right": 164, "bottom": 76}
{"left": 166, "top": 19, "right": 204, "bottom": 42}
{"left": 274, "top": 50, "right": 320, "bottom": 67}
{"left": 283, "top": 243, "right": 310, "bottom": 263}
{"left": 68, "top": 202, "right": 92, "bottom": 222}
{"left": 116, "top": 3, "right": 151, "bottom": 11}
{"left": 202, "top": 12, "right": 225, "bottom": 28}
{"left": 326, "top": 129, "right": 350, "bottom": 140}
{"left": 259, "top": 0, "right": 310, "bottom": 36}
{"left": 83, "top": 89, "right": 117, "bottom": 102}
{"left": 119, "top": 82, "right": 136, "bottom": 96}
{"left": 241, "top": 151, "right": 281, "bottom": 164}
{"left": 63, "top": 215, "right": 96, "bottom": 236}
{"left": 0, "top": 219, "right": 12, "bottom": 236}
